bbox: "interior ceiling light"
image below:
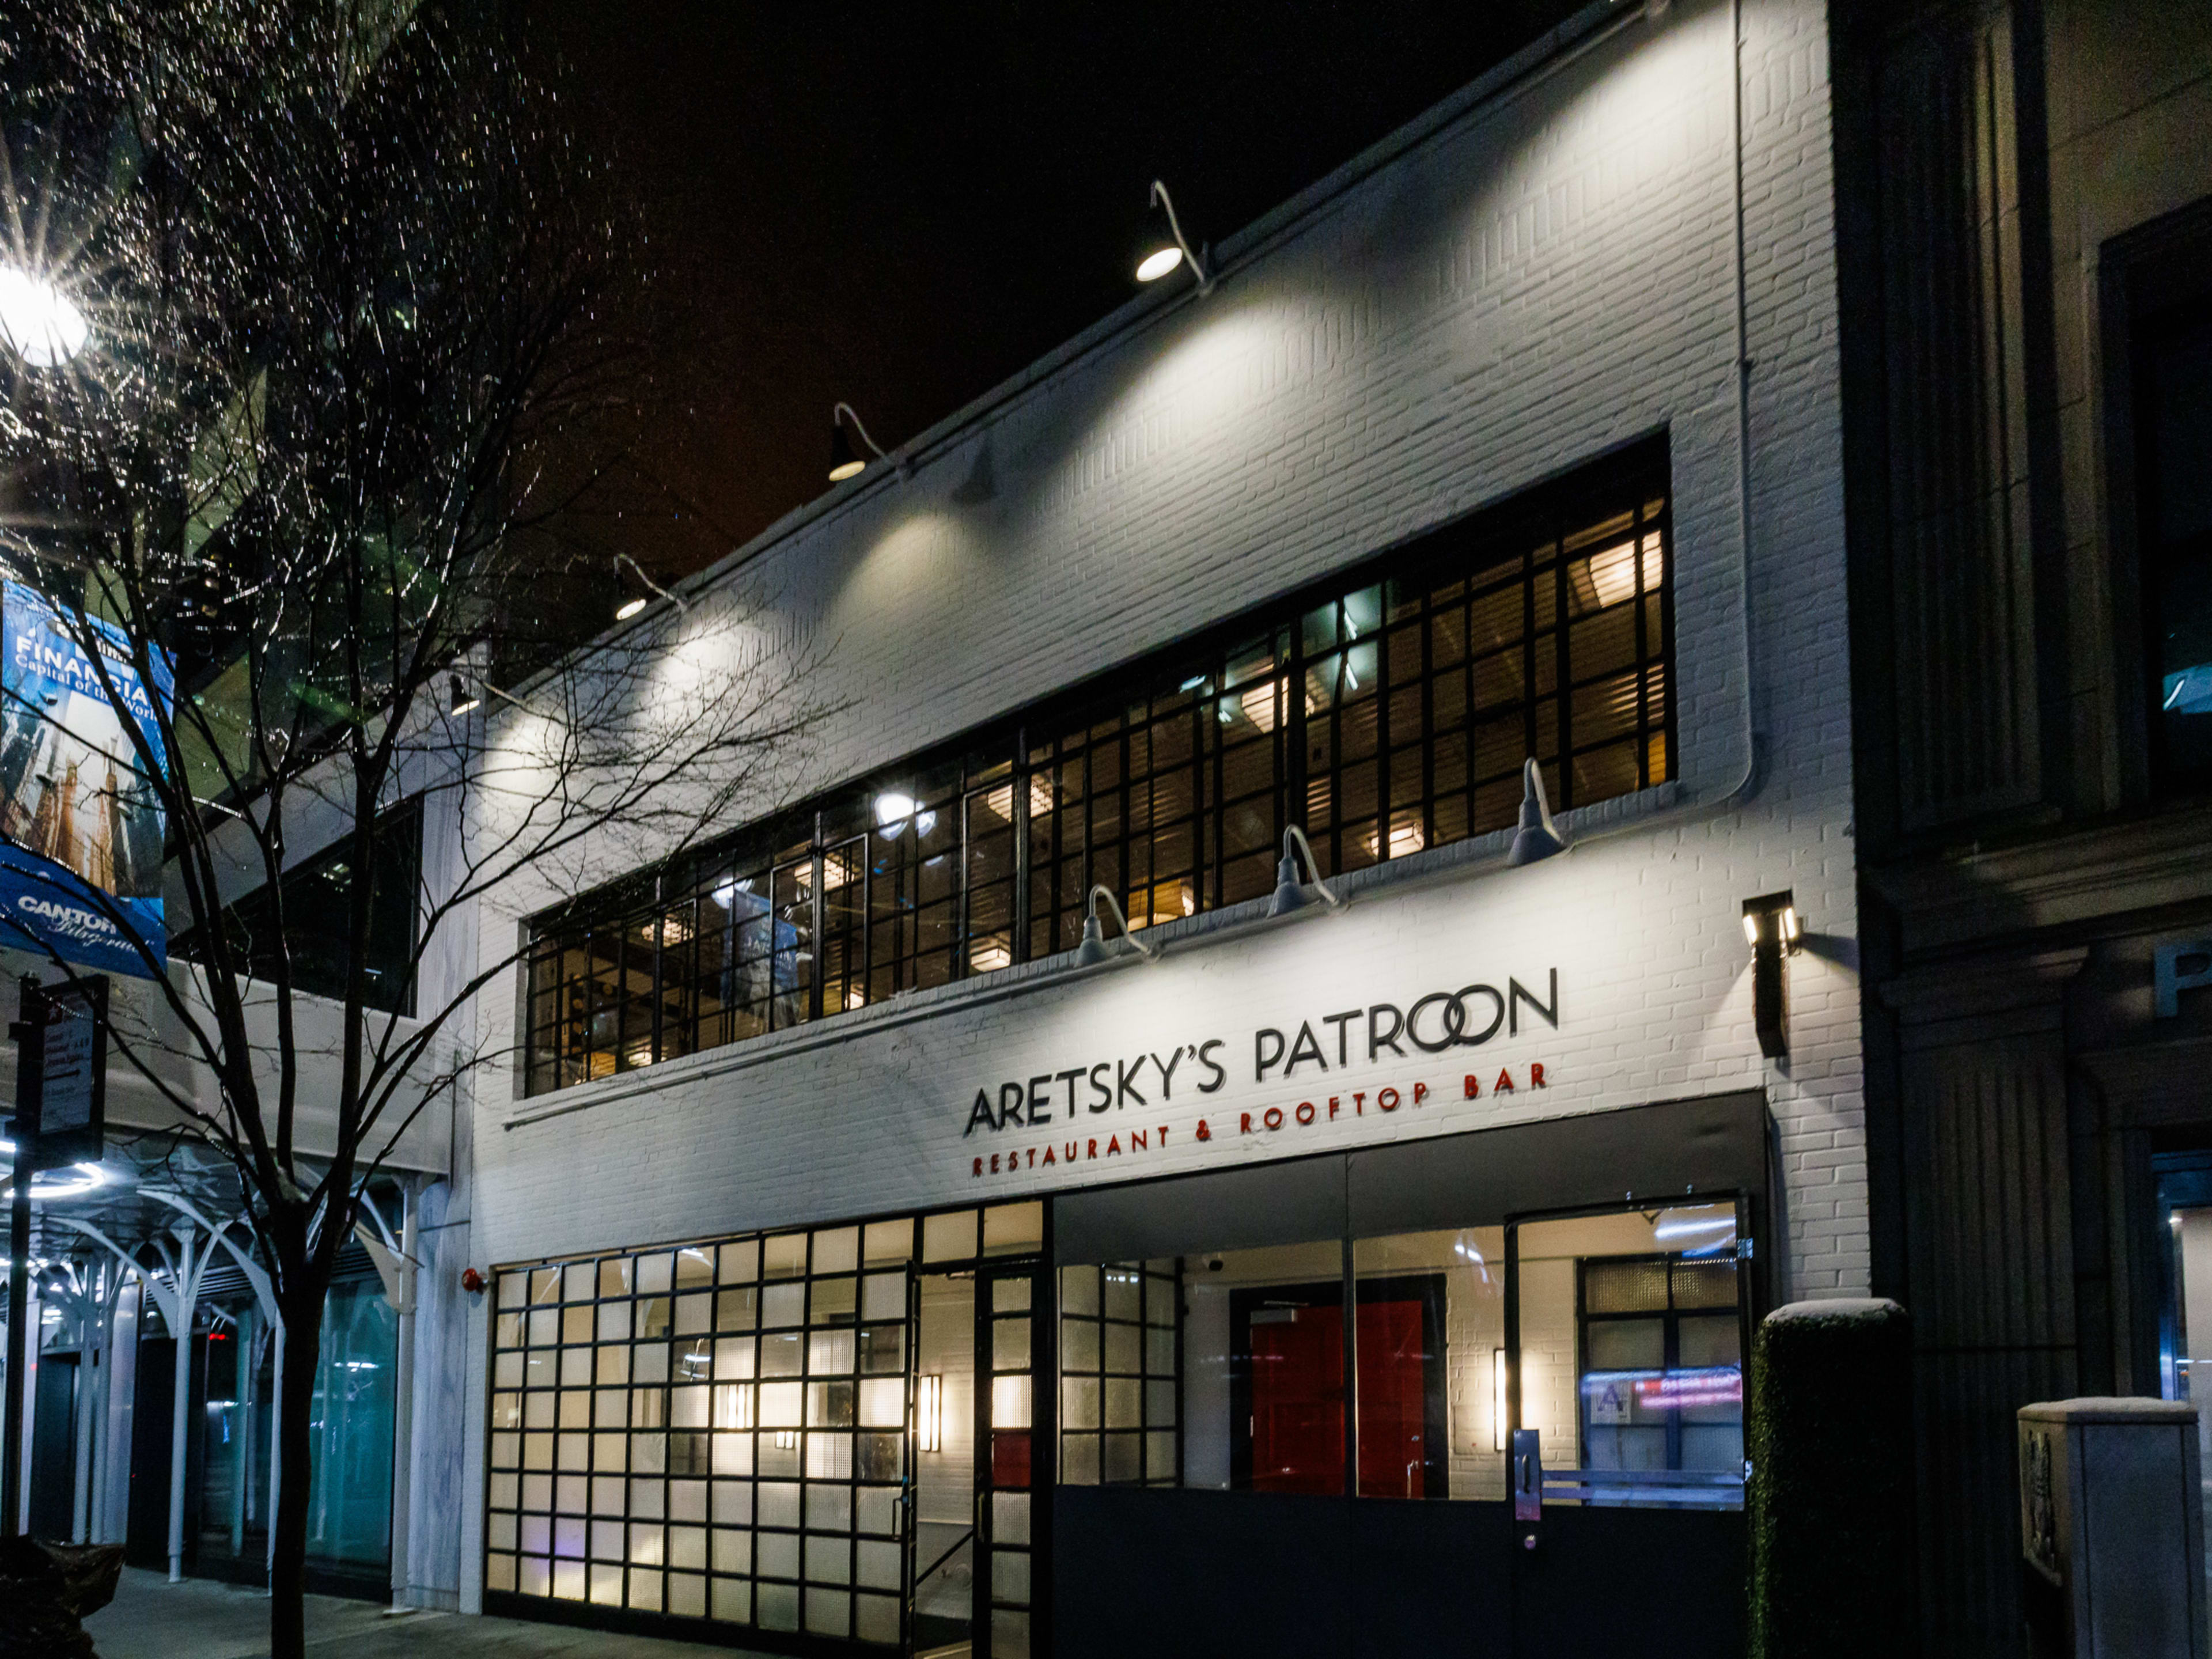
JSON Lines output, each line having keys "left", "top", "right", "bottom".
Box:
{"left": 0, "top": 265, "right": 90, "bottom": 367}
{"left": 829, "top": 402, "right": 890, "bottom": 483}
{"left": 1134, "top": 180, "right": 1213, "bottom": 294}
{"left": 1, "top": 1160, "right": 107, "bottom": 1201}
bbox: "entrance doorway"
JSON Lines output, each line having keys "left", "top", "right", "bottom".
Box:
{"left": 1503, "top": 1198, "right": 1751, "bottom": 1656}
{"left": 2154, "top": 1152, "right": 2212, "bottom": 1615}
{"left": 910, "top": 1260, "right": 1040, "bottom": 1659}
{"left": 912, "top": 1272, "right": 974, "bottom": 1654}
{"left": 1222, "top": 1277, "right": 1444, "bottom": 1497}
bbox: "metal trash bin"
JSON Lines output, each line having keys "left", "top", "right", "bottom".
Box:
{"left": 2018, "top": 1398, "right": 2206, "bottom": 1658}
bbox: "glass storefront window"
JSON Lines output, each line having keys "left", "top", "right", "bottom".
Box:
{"left": 197, "top": 1274, "right": 397, "bottom": 1575}
{"left": 1350, "top": 1226, "right": 1506, "bottom": 1499}
{"left": 2154, "top": 1154, "right": 2212, "bottom": 1604}
{"left": 1181, "top": 1241, "right": 1344, "bottom": 1494}
{"left": 1510, "top": 1203, "right": 1746, "bottom": 1510}
{"left": 1058, "top": 1261, "right": 1179, "bottom": 1488}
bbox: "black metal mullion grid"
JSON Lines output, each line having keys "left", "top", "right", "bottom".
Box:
{"left": 486, "top": 1203, "right": 1043, "bottom": 1652}
{"left": 1634, "top": 498, "right": 1655, "bottom": 783}
{"left": 809, "top": 816, "right": 827, "bottom": 1024}
{"left": 1573, "top": 1250, "right": 1743, "bottom": 1478}
{"left": 979, "top": 1259, "right": 1044, "bottom": 1649}
{"left": 1055, "top": 1261, "right": 1181, "bottom": 1490}
{"left": 522, "top": 459, "right": 1673, "bottom": 1097}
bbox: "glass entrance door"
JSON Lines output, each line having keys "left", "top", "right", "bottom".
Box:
{"left": 975, "top": 1260, "right": 1040, "bottom": 1658}
{"left": 911, "top": 1271, "right": 977, "bottom": 1657}
{"left": 907, "top": 1257, "right": 1040, "bottom": 1659}
{"left": 2153, "top": 1152, "right": 2212, "bottom": 1619}
{"left": 1503, "top": 1198, "right": 1752, "bottom": 1657}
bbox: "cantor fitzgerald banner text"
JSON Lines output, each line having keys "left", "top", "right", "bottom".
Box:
{"left": 0, "top": 581, "right": 171, "bottom": 980}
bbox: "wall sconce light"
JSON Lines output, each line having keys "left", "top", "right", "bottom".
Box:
{"left": 612, "top": 552, "right": 686, "bottom": 624}
{"left": 1740, "top": 890, "right": 1802, "bottom": 1059}
{"left": 1506, "top": 758, "right": 1569, "bottom": 866}
{"left": 1268, "top": 824, "right": 1345, "bottom": 918}
{"left": 1074, "top": 884, "right": 1160, "bottom": 967}
{"left": 829, "top": 402, "right": 890, "bottom": 483}
{"left": 1135, "top": 180, "right": 1214, "bottom": 294}
{"left": 1494, "top": 1347, "right": 1508, "bottom": 1453}
{"left": 918, "top": 1373, "right": 942, "bottom": 1453}
{"left": 448, "top": 673, "right": 480, "bottom": 717}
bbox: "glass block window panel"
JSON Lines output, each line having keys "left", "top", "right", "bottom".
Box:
{"left": 982, "top": 1266, "right": 1041, "bottom": 1659}
{"left": 490, "top": 1222, "right": 942, "bottom": 1645}
{"left": 524, "top": 441, "right": 1670, "bottom": 1095}
{"left": 1058, "top": 1260, "right": 1180, "bottom": 1488}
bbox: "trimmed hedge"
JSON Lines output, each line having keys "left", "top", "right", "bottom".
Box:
{"left": 1747, "top": 1298, "right": 1914, "bottom": 1658}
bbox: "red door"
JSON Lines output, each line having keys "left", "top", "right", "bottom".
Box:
{"left": 1355, "top": 1299, "right": 1427, "bottom": 1499}
{"left": 1248, "top": 1308, "right": 1343, "bottom": 1493}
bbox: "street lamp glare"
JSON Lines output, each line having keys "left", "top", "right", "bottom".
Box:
{"left": 0, "top": 266, "right": 90, "bottom": 367}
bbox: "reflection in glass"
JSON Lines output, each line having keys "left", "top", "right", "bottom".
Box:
{"left": 1350, "top": 1227, "right": 1506, "bottom": 1499}
{"left": 1514, "top": 1203, "right": 1745, "bottom": 1509}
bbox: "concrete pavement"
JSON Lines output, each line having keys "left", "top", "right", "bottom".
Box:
{"left": 84, "top": 1568, "right": 771, "bottom": 1659}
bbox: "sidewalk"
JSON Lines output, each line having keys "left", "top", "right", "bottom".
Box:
{"left": 84, "top": 1567, "right": 770, "bottom": 1659}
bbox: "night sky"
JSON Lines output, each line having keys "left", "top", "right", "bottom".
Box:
{"left": 526, "top": 1, "right": 1585, "bottom": 585}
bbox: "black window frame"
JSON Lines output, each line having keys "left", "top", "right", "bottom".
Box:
{"left": 2101, "top": 194, "right": 2212, "bottom": 802}
{"left": 176, "top": 801, "right": 423, "bottom": 1017}
{"left": 524, "top": 436, "right": 1674, "bottom": 1097}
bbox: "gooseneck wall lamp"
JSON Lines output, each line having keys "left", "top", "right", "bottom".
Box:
{"left": 1268, "top": 825, "right": 1344, "bottom": 918}
{"left": 1741, "top": 891, "right": 1802, "bottom": 1059}
{"left": 1074, "top": 884, "right": 1158, "bottom": 967}
{"left": 1135, "top": 181, "right": 1213, "bottom": 294}
{"left": 828, "top": 402, "right": 889, "bottom": 483}
{"left": 1506, "top": 759, "right": 1569, "bottom": 866}
{"left": 613, "top": 552, "right": 687, "bottom": 624}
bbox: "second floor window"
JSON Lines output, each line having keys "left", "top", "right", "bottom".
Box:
{"left": 179, "top": 805, "right": 422, "bottom": 1016}
{"left": 524, "top": 439, "right": 1673, "bottom": 1096}
{"left": 2140, "top": 299, "right": 2212, "bottom": 789}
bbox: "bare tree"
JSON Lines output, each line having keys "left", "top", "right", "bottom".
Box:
{"left": 0, "top": 3, "right": 821, "bottom": 1651}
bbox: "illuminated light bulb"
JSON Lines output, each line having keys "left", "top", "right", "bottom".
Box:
{"left": 918, "top": 1374, "right": 942, "bottom": 1453}
{"left": 1135, "top": 246, "right": 1184, "bottom": 282}
{"left": 615, "top": 596, "right": 646, "bottom": 622}
{"left": 1742, "top": 912, "right": 1761, "bottom": 947}
{"left": 1239, "top": 682, "right": 1279, "bottom": 732}
{"left": 0, "top": 267, "right": 90, "bottom": 366}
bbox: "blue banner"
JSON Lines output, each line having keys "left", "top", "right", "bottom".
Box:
{"left": 0, "top": 581, "right": 172, "bottom": 979}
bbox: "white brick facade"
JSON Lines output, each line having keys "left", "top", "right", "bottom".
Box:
{"left": 445, "top": 0, "right": 1854, "bottom": 1612}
